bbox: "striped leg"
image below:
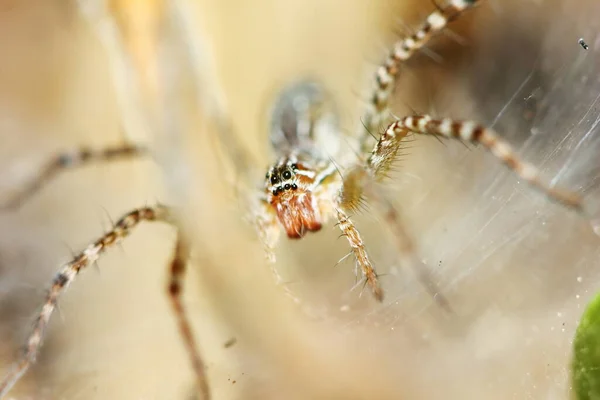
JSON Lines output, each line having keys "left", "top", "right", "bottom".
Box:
{"left": 335, "top": 207, "right": 384, "bottom": 302}
{"left": 0, "top": 205, "right": 181, "bottom": 398}
{"left": 167, "top": 230, "right": 210, "bottom": 399}
{"left": 1, "top": 144, "right": 148, "bottom": 210}
{"left": 397, "top": 115, "right": 583, "bottom": 210}
{"left": 359, "top": 0, "right": 479, "bottom": 153}
{"left": 339, "top": 166, "right": 450, "bottom": 310}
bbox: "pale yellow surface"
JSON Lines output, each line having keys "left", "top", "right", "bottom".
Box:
{"left": 0, "top": 1, "right": 599, "bottom": 400}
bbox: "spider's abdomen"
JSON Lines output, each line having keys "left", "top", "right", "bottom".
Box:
{"left": 271, "top": 190, "right": 322, "bottom": 239}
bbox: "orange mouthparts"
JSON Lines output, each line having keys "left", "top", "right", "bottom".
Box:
{"left": 271, "top": 191, "right": 322, "bottom": 238}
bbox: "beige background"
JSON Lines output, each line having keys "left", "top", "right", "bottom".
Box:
{"left": 0, "top": 0, "right": 599, "bottom": 399}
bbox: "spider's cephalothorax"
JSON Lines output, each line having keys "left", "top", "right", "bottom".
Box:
{"left": 266, "top": 156, "right": 323, "bottom": 238}
{"left": 264, "top": 82, "right": 340, "bottom": 239}
{"left": 265, "top": 153, "right": 340, "bottom": 239}
{"left": 259, "top": 80, "right": 385, "bottom": 303}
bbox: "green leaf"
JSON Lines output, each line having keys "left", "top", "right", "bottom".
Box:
{"left": 573, "top": 292, "right": 600, "bottom": 400}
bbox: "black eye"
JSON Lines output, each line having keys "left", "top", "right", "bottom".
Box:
{"left": 291, "top": 163, "right": 298, "bottom": 170}
{"left": 291, "top": 183, "right": 298, "bottom": 190}
{"left": 282, "top": 170, "right": 292, "bottom": 180}
{"left": 270, "top": 175, "right": 279, "bottom": 184}
{"left": 284, "top": 184, "right": 291, "bottom": 190}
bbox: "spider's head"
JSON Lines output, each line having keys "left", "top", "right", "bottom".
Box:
{"left": 265, "top": 159, "right": 322, "bottom": 239}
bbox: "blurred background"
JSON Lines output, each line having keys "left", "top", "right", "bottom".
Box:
{"left": 0, "top": 0, "right": 599, "bottom": 399}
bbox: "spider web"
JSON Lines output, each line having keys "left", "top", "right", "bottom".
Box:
{"left": 0, "top": 0, "right": 599, "bottom": 399}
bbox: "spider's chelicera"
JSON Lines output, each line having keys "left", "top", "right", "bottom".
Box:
{"left": 0, "top": 1, "right": 585, "bottom": 399}
{"left": 266, "top": 156, "right": 325, "bottom": 238}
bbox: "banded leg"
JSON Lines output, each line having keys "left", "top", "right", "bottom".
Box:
{"left": 335, "top": 207, "right": 384, "bottom": 302}
{"left": 396, "top": 115, "right": 583, "bottom": 211}
{"left": 1, "top": 144, "right": 148, "bottom": 210}
{"left": 0, "top": 205, "right": 183, "bottom": 398}
{"left": 167, "top": 230, "right": 210, "bottom": 399}
{"left": 360, "top": 0, "right": 479, "bottom": 153}
{"left": 339, "top": 166, "right": 450, "bottom": 310}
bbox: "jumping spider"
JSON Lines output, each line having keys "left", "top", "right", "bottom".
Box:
{"left": 0, "top": 0, "right": 584, "bottom": 399}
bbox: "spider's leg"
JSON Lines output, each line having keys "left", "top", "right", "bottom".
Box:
{"left": 340, "top": 124, "right": 452, "bottom": 309}
{"left": 252, "top": 199, "right": 307, "bottom": 304}
{"left": 334, "top": 207, "right": 383, "bottom": 302}
{"left": 368, "top": 187, "right": 452, "bottom": 312}
{"left": 0, "top": 206, "right": 210, "bottom": 399}
{"left": 340, "top": 164, "right": 451, "bottom": 310}
{"left": 359, "top": 0, "right": 479, "bottom": 153}
{"left": 253, "top": 199, "right": 281, "bottom": 267}
{"left": 397, "top": 115, "right": 583, "bottom": 211}
{"left": 1, "top": 144, "right": 148, "bottom": 210}
{"left": 332, "top": 186, "right": 383, "bottom": 302}
{"left": 167, "top": 229, "right": 210, "bottom": 399}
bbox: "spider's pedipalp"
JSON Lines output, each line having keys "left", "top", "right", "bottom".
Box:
{"left": 253, "top": 199, "right": 282, "bottom": 268}
{"left": 359, "top": 0, "right": 480, "bottom": 153}
{"left": 0, "top": 205, "right": 209, "bottom": 399}
{"left": 251, "top": 198, "right": 307, "bottom": 304}
{"left": 397, "top": 115, "right": 584, "bottom": 211}
{"left": 1, "top": 144, "right": 148, "bottom": 210}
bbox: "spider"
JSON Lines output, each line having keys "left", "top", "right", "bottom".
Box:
{"left": 0, "top": 0, "right": 585, "bottom": 399}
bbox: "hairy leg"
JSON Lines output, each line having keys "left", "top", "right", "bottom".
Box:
{"left": 396, "top": 115, "right": 583, "bottom": 211}
{"left": 167, "top": 229, "right": 210, "bottom": 399}
{"left": 251, "top": 199, "right": 309, "bottom": 305}
{"left": 335, "top": 207, "right": 384, "bottom": 302}
{"left": 359, "top": 0, "right": 479, "bottom": 152}
{"left": 1, "top": 144, "right": 148, "bottom": 210}
{"left": 339, "top": 165, "right": 450, "bottom": 310}
{"left": 0, "top": 205, "right": 185, "bottom": 398}
{"left": 253, "top": 199, "right": 281, "bottom": 266}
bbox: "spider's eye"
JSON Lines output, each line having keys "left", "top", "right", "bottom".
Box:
{"left": 291, "top": 163, "right": 298, "bottom": 170}
{"left": 270, "top": 175, "right": 279, "bottom": 184}
{"left": 282, "top": 170, "right": 292, "bottom": 180}
{"left": 284, "top": 183, "right": 291, "bottom": 190}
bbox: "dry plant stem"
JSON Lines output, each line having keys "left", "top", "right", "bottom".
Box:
{"left": 171, "top": 0, "right": 258, "bottom": 181}
{"left": 396, "top": 115, "right": 584, "bottom": 211}
{"left": 0, "top": 205, "right": 209, "bottom": 398}
{"left": 167, "top": 230, "right": 210, "bottom": 399}
{"left": 360, "top": 0, "right": 479, "bottom": 153}
{"left": 1, "top": 144, "right": 148, "bottom": 210}
{"left": 107, "top": 0, "right": 165, "bottom": 113}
